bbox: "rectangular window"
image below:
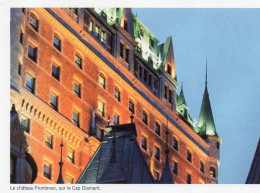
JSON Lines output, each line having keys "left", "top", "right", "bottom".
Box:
{"left": 53, "top": 35, "right": 61, "bottom": 51}
{"left": 164, "top": 85, "right": 168, "bottom": 99}
{"left": 89, "top": 20, "right": 93, "bottom": 32}
{"left": 167, "top": 65, "right": 172, "bottom": 76}
{"left": 144, "top": 69, "right": 148, "bottom": 82}
{"left": 142, "top": 111, "right": 148, "bottom": 125}
{"left": 154, "top": 79, "right": 158, "bottom": 90}
{"left": 74, "top": 81, "right": 81, "bottom": 98}
{"left": 139, "top": 65, "right": 143, "bottom": 78}
{"left": 101, "top": 30, "right": 106, "bottom": 43}
{"left": 114, "top": 88, "right": 120, "bottom": 102}
{"left": 148, "top": 74, "right": 152, "bottom": 87}
{"left": 120, "top": 43, "right": 124, "bottom": 58}
{"left": 26, "top": 74, "right": 35, "bottom": 94}
{"left": 67, "top": 148, "right": 75, "bottom": 164}
{"left": 200, "top": 161, "right": 204, "bottom": 173}
{"left": 134, "top": 61, "right": 138, "bottom": 76}
{"left": 186, "top": 173, "right": 191, "bottom": 184}
{"left": 95, "top": 25, "right": 100, "bottom": 38}
{"left": 169, "top": 89, "right": 172, "bottom": 104}
{"left": 155, "top": 122, "right": 160, "bottom": 135}
{"left": 66, "top": 176, "right": 73, "bottom": 184}
{"left": 125, "top": 48, "right": 130, "bottom": 63}
{"left": 75, "top": 55, "right": 82, "bottom": 69}
{"left": 98, "top": 100, "right": 105, "bottom": 117}
{"left": 154, "top": 146, "right": 160, "bottom": 161}
{"left": 18, "top": 63, "right": 22, "bottom": 76}
{"left": 141, "top": 136, "right": 147, "bottom": 150}
{"left": 20, "top": 30, "right": 24, "bottom": 45}
{"left": 98, "top": 74, "right": 106, "bottom": 89}
{"left": 45, "top": 133, "right": 53, "bottom": 149}
{"left": 50, "top": 93, "right": 58, "bottom": 111}
{"left": 28, "top": 44, "right": 37, "bottom": 63}
{"left": 173, "top": 138, "right": 178, "bottom": 151}
{"left": 43, "top": 162, "right": 51, "bottom": 180}
{"left": 172, "top": 161, "right": 178, "bottom": 175}
{"left": 113, "top": 114, "right": 119, "bottom": 125}
{"left": 72, "top": 110, "right": 80, "bottom": 127}
{"left": 30, "top": 14, "right": 38, "bottom": 31}
{"left": 187, "top": 150, "right": 192, "bottom": 163}
{"left": 21, "top": 115, "right": 30, "bottom": 133}
{"left": 123, "top": 20, "right": 128, "bottom": 31}
{"left": 129, "top": 100, "right": 134, "bottom": 114}
{"left": 52, "top": 64, "right": 60, "bottom": 81}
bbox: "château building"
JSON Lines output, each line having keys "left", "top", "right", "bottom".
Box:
{"left": 10, "top": 8, "right": 221, "bottom": 184}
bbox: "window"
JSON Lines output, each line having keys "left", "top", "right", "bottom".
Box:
{"left": 53, "top": 35, "right": 61, "bottom": 51}
{"left": 18, "top": 63, "right": 22, "bottom": 76}
{"left": 148, "top": 74, "right": 152, "bottom": 87}
{"left": 125, "top": 48, "right": 130, "bottom": 63}
{"left": 216, "top": 141, "right": 220, "bottom": 149}
{"left": 72, "top": 110, "right": 80, "bottom": 127}
{"left": 123, "top": 19, "right": 128, "bottom": 31}
{"left": 173, "top": 138, "right": 178, "bottom": 151}
{"left": 21, "top": 115, "right": 30, "bottom": 133}
{"left": 164, "top": 85, "right": 168, "bottom": 99}
{"left": 52, "top": 64, "right": 60, "bottom": 81}
{"left": 98, "top": 74, "right": 106, "bottom": 89}
{"left": 50, "top": 93, "right": 58, "bottom": 111}
{"left": 139, "top": 65, "right": 143, "bottom": 78}
{"left": 172, "top": 161, "right": 178, "bottom": 175}
{"left": 71, "top": 8, "right": 78, "bottom": 15}
{"left": 98, "top": 100, "right": 105, "bottom": 117}
{"left": 153, "top": 171, "right": 160, "bottom": 181}
{"left": 66, "top": 176, "right": 73, "bottom": 184}
{"left": 144, "top": 69, "right": 148, "bottom": 82}
{"left": 113, "top": 114, "right": 119, "bottom": 125}
{"left": 167, "top": 64, "right": 172, "bottom": 76}
{"left": 154, "top": 146, "right": 160, "bottom": 161}
{"left": 28, "top": 44, "right": 37, "bottom": 62}
{"left": 155, "top": 122, "right": 160, "bottom": 135}
{"left": 114, "top": 88, "right": 120, "bottom": 102}
{"left": 20, "top": 29, "right": 24, "bottom": 45}
{"left": 101, "top": 30, "right": 106, "bottom": 43}
{"left": 89, "top": 20, "right": 94, "bottom": 32}
{"left": 141, "top": 136, "right": 147, "bottom": 150}
{"left": 43, "top": 162, "right": 51, "bottom": 179}
{"left": 75, "top": 54, "right": 82, "bottom": 69}
{"left": 67, "top": 148, "right": 75, "bottom": 164}
{"left": 129, "top": 100, "right": 135, "bottom": 114}
{"left": 26, "top": 74, "right": 35, "bottom": 94}
{"left": 95, "top": 25, "right": 100, "bottom": 38}
{"left": 142, "top": 111, "right": 148, "bottom": 125}
{"left": 30, "top": 13, "right": 38, "bottom": 31}
{"left": 169, "top": 89, "right": 172, "bottom": 104}
{"left": 149, "top": 37, "right": 154, "bottom": 48}
{"left": 120, "top": 42, "right": 124, "bottom": 58}
{"left": 187, "top": 150, "right": 192, "bottom": 163}
{"left": 186, "top": 173, "right": 191, "bottom": 184}
{"left": 74, "top": 81, "right": 81, "bottom": 98}
{"left": 200, "top": 161, "right": 204, "bottom": 173}
{"left": 45, "top": 133, "right": 53, "bottom": 149}
{"left": 210, "top": 167, "right": 216, "bottom": 178}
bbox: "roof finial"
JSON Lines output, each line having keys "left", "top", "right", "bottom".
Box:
{"left": 57, "top": 130, "right": 64, "bottom": 184}
{"left": 205, "top": 59, "right": 208, "bottom": 89}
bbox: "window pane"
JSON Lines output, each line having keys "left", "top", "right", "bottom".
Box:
{"left": 72, "top": 111, "right": 79, "bottom": 127}
{"left": 67, "top": 148, "right": 74, "bottom": 163}
{"left": 45, "top": 133, "right": 53, "bottom": 149}
{"left": 154, "top": 146, "right": 160, "bottom": 161}
{"left": 114, "top": 88, "right": 120, "bottom": 102}
{"left": 52, "top": 65, "right": 59, "bottom": 80}
{"left": 120, "top": 43, "right": 124, "bottom": 58}
{"left": 172, "top": 161, "right": 178, "bottom": 175}
{"left": 99, "top": 75, "right": 105, "bottom": 88}
{"left": 50, "top": 94, "right": 57, "bottom": 110}
{"left": 30, "top": 14, "right": 38, "bottom": 31}
{"left": 141, "top": 136, "right": 147, "bottom": 150}
{"left": 75, "top": 55, "right": 82, "bottom": 68}
{"left": 98, "top": 100, "right": 104, "bottom": 116}
{"left": 53, "top": 36, "right": 61, "bottom": 50}
{"left": 28, "top": 45, "right": 37, "bottom": 62}
{"left": 142, "top": 112, "right": 147, "bottom": 125}
{"left": 26, "top": 75, "right": 35, "bottom": 93}
{"left": 155, "top": 123, "right": 160, "bottom": 135}
{"left": 74, "top": 82, "right": 81, "bottom": 97}
{"left": 129, "top": 101, "right": 134, "bottom": 113}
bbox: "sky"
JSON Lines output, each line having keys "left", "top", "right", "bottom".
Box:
{"left": 132, "top": 8, "right": 260, "bottom": 184}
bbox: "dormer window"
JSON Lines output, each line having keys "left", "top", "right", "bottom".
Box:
{"left": 95, "top": 25, "right": 100, "bottom": 38}
{"left": 167, "top": 64, "right": 172, "bottom": 76}
{"left": 123, "top": 19, "right": 128, "bottom": 31}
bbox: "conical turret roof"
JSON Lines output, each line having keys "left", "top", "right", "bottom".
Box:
{"left": 197, "top": 65, "right": 218, "bottom": 137}
{"left": 177, "top": 84, "right": 187, "bottom": 106}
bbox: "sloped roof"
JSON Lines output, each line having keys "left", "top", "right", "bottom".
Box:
{"left": 177, "top": 86, "right": 187, "bottom": 106}
{"left": 197, "top": 86, "right": 218, "bottom": 137}
{"left": 246, "top": 138, "right": 260, "bottom": 184}
{"left": 158, "top": 36, "right": 172, "bottom": 67}
{"left": 76, "top": 123, "right": 155, "bottom": 184}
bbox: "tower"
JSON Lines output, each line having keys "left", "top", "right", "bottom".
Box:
{"left": 197, "top": 64, "right": 221, "bottom": 184}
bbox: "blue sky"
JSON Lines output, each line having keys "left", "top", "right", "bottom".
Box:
{"left": 133, "top": 8, "right": 260, "bottom": 184}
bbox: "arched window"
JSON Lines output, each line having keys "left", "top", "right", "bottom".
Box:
{"left": 128, "top": 98, "right": 135, "bottom": 114}
{"left": 142, "top": 110, "right": 148, "bottom": 125}
{"left": 200, "top": 161, "right": 204, "bottom": 173}
{"left": 210, "top": 166, "right": 216, "bottom": 178}
{"left": 155, "top": 122, "right": 160, "bottom": 135}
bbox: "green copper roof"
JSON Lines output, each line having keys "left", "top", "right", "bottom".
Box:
{"left": 177, "top": 85, "right": 187, "bottom": 106}
{"left": 197, "top": 83, "right": 218, "bottom": 137}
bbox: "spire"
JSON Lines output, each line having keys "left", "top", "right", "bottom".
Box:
{"left": 205, "top": 59, "right": 208, "bottom": 92}
{"left": 159, "top": 117, "right": 174, "bottom": 184}
{"left": 56, "top": 133, "right": 64, "bottom": 184}
{"left": 197, "top": 63, "right": 218, "bottom": 137}
{"left": 177, "top": 82, "right": 186, "bottom": 106}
